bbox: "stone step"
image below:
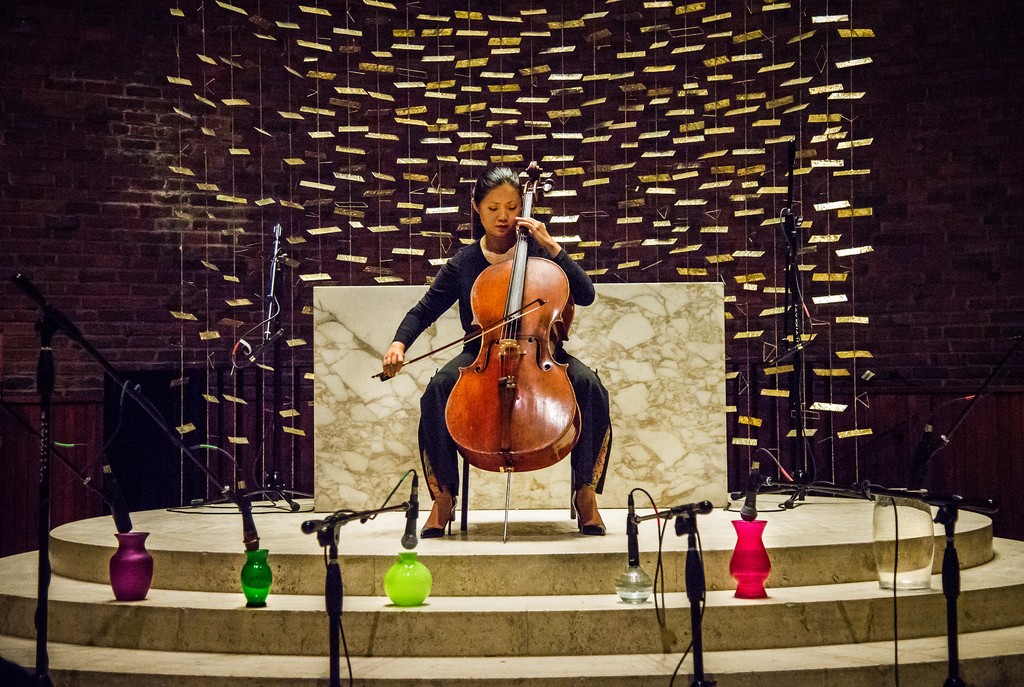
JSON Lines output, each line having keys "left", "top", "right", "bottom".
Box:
{"left": 3, "top": 539, "right": 1023, "bottom": 658}
{"left": 5, "top": 498, "right": 1020, "bottom": 685}
{"left": 2, "top": 627, "right": 1023, "bottom": 687}
{"left": 45, "top": 497, "right": 994, "bottom": 596}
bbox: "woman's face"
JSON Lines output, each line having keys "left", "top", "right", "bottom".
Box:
{"left": 474, "top": 183, "right": 522, "bottom": 247}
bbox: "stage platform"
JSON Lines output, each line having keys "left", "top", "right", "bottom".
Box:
{"left": 1, "top": 495, "right": 1024, "bottom": 686}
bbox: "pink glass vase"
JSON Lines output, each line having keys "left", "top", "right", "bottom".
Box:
{"left": 109, "top": 531, "right": 154, "bottom": 601}
{"left": 729, "top": 520, "right": 771, "bottom": 599}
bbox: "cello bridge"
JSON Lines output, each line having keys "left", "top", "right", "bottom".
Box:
{"left": 497, "top": 338, "right": 522, "bottom": 356}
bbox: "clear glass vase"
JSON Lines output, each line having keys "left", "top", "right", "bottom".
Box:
{"left": 615, "top": 564, "right": 653, "bottom": 604}
{"left": 872, "top": 496, "right": 935, "bottom": 590}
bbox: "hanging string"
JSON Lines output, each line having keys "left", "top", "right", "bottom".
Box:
{"left": 172, "top": 0, "right": 188, "bottom": 506}
{"left": 163, "top": 0, "right": 878, "bottom": 495}
{"left": 845, "top": 0, "right": 864, "bottom": 484}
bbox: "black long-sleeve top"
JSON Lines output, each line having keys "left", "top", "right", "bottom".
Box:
{"left": 392, "top": 240, "right": 595, "bottom": 352}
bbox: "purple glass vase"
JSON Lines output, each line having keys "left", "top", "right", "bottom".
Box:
{"left": 729, "top": 519, "right": 771, "bottom": 599}
{"left": 109, "top": 531, "right": 154, "bottom": 601}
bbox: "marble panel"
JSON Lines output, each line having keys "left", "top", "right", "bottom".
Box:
{"left": 313, "top": 282, "right": 726, "bottom": 512}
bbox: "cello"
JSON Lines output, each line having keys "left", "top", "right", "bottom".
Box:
{"left": 444, "top": 162, "right": 582, "bottom": 477}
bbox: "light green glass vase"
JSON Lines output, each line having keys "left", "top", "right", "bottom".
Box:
{"left": 383, "top": 551, "right": 432, "bottom": 607}
{"left": 240, "top": 548, "right": 273, "bottom": 607}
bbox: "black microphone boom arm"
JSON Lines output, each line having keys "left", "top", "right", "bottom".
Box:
{"left": 633, "top": 500, "right": 715, "bottom": 524}
{"left": 12, "top": 273, "right": 261, "bottom": 550}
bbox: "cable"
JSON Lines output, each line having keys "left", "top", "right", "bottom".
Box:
{"left": 629, "top": 486, "right": 702, "bottom": 686}
{"left": 628, "top": 488, "right": 667, "bottom": 629}
{"left": 358, "top": 469, "right": 415, "bottom": 522}
{"left": 102, "top": 381, "right": 130, "bottom": 453}
{"left": 229, "top": 301, "right": 281, "bottom": 371}
{"left": 756, "top": 446, "right": 794, "bottom": 483}
{"left": 891, "top": 501, "right": 901, "bottom": 687}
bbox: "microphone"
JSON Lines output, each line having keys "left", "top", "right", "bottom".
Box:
{"left": 300, "top": 511, "right": 348, "bottom": 534}
{"left": 236, "top": 488, "right": 260, "bottom": 551}
{"left": 12, "top": 273, "right": 47, "bottom": 309}
{"left": 401, "top": 473, "right": 419, "bottom": 550}
{"left": 102, "top": 464, "right": 134, "bottom": 534}
{"left": 616, "top": 490, "right": 652, "bottom": 603}
{"left": 626, "top": 492, "right": 639, "bottom": 567}
{"left": 244, "top": 328, "right": 284, "bottom": 362}
{"left": 12, "top": 273, "right": 86, "bottom": 343}
{"left": 665, "top": 500, "right": 715, "bottom": 517}
{"left": 740, "top": 461, "right": 761, "bottom": 522}
{"left": 906, "top": 394, "right": 975, "bottom": 489}
{"left": 906, "top": 419, "right": 934, "bottom": 490}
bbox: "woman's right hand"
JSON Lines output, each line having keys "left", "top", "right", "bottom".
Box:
{"left": 381, "top": 341, "right": 406, "bottom": 380}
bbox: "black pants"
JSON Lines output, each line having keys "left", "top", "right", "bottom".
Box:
{"left": 418, "top": 347, "right": 612, "bottom": 499}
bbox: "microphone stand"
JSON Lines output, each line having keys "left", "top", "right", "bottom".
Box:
{"left": 260, "top": 225, "right": 310, "bottom": 506}
{"left": 0, "top": 400, "right": 114, "bottom": 511}
{"left": 762, "top": 479, "right": 868, "bottom": 510}
{"left": 743, "top": 479, "right": 996, "bottom": 685}
{"left": 760, "top": 481, "right": 867, "bottom": 507}
{"left": 12, "top": 275, "right": 136, "bottom": 687}
{"left": 908, "top": 329, "right": 1024, "bottom": 490}
{"left": 11, "top": 276, "right": 262, "bottom": 538}
{"left": 263, "top": 223, "right": 284, "bottom": 346}
{"left": 777, "top": 141, "right": 813, "bottom": 484}
{"left": 232, "top": 223, "right": 286, "bottom": 370}
{"left": 764, "top": 480, "right": 997, "bottom": 687}
{"left": 937, "top": 502, "right": 966, "bottom": 687}
{"left": 862, "top": 483, "right": 997, "bottom": 687}
{"left": 635, "top": 501, "right": 716, "bottom": 687}
{"left": 302, "top": 502, "right": 412, "bottom": 687}
{"left": 941, "top": 331, "right": 1023, "bottom": 449}
{"left": 31, "top": 305, "right": 56, "bottom": 687}
{"left": 220, "top": 225, "right": 308, "bottom": 510}
{"left": 1, "top": 399, "right": 128, "bottom": 683}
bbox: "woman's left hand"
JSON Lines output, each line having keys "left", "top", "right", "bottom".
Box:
{"left": 516, "top": 216, "right": 561, "bottom": 258}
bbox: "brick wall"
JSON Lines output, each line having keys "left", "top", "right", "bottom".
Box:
{"left": 3, "top": 1, "right": 1021, "bottom": 399}
{"left": 854, "top": 1, "right": 1024, "bottom": 387}
{"left": 2, "top": 0, "right": 198, "bottom": 396}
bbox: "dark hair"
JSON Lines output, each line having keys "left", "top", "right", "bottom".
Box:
{"left": 471, "top": 166, "right": 522, "bottom": 238}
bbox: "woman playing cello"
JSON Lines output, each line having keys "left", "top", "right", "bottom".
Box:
{"left": 381, "top": 166, "right": 611, "bottom": 537}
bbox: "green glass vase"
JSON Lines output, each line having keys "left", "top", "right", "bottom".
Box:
{"left": 383, "top": 551, "right": 432, "bottom": 607}
{"left": 240, "top": 548, "right": 272, "bottom": 607}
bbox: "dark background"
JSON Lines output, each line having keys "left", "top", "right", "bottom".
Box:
{"left": 1, "top": 1, "right": 1022, "bottom": 554}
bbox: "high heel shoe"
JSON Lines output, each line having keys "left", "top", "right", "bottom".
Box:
{"left": 420, "top": 489, "right": 457, "bottom": 539}
{"left": 572, "top": 485, "right": 606, "bottom": 536}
